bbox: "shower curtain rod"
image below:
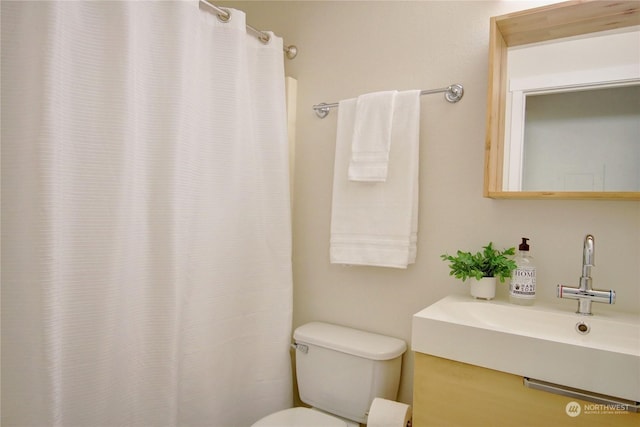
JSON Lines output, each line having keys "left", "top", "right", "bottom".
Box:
{"left": 200, "top": 0, "right": 298, "bottom": 59}
{"left": 312, "top": 83, "right": 464, "bottom": 118}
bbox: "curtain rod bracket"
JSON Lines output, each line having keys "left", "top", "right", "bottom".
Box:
{"left": 285, "top": 45, "right": 298, "bottom": 60}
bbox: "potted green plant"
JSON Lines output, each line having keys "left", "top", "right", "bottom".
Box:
{"left": 441, "top": 242, "right": 517, "bottom": 300}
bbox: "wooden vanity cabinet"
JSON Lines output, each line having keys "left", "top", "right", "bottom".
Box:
{"left": 413, "top": 352, "right": 639, "bottom": 426}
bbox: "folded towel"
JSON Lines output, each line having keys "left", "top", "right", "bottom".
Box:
{"left": 330, "top": 90, "right": 421, "bottom": 268}
{"left": 348, "top": 91, "right": 397, "bottom": 182}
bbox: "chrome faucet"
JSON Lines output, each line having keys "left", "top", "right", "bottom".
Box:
{"left": 557, "top": 234, "right": 616, "bottom": 315}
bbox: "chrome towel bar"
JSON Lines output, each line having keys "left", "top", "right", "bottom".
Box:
{"left": 312, "top": 83, "right": 464, "bottom": 118}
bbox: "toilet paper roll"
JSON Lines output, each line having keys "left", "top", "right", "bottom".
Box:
{"left": 367, "top": 398, "right": 412, "bottom": 427}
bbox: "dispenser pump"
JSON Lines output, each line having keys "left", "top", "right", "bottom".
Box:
{"left": 519, "top": 238, "right": 530, "bottom": 252}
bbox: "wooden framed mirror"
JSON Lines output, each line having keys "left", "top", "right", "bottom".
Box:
{"left": 484, "top": 0, "right": 640, "bottom": 200}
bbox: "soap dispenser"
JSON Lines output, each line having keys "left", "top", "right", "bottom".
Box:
{"left": 509, "top": 238, "right": 536, "bottom": 305}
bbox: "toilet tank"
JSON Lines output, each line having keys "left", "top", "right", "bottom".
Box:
{"left": 293, "top": 322, "right": 407, "bottom": 424}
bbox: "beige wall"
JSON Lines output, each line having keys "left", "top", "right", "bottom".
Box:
{"left": 220, "top": 1, "right": 640, "bottom": 405}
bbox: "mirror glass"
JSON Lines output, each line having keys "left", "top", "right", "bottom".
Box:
{"left": 500, "top": 27, "right": 640, "bottom": 194}
{"left": 520, "top": 85, "right": 640, "bottom": 192}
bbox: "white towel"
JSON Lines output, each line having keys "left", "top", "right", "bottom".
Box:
{"left": 348, "top": 91, "right": 397, "bottom": 182}
{"left": 330, "top": 90, "right": 421, "bottom": 268}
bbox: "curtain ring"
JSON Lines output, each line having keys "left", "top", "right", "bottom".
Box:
{"left": 216, "top": 7, "right": 231, "bottom": 23}
{"left": 259, "top": 32, "right": 271, "bottom": 44}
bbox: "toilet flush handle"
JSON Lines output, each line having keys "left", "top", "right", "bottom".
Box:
{"left": 291, "top": 343, "right": 308, "bottom": 354}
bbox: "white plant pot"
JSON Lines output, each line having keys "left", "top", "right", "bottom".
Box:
{"left": 470, "top": 277, "right": 497, "bottom": 300}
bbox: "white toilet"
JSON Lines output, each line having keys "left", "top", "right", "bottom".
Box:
{"left": 252, "top": 322, "right": 407, "bottom": 427}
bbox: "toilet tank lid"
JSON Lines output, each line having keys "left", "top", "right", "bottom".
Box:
{"left": 293, "top": 322, "right": 407, "bottom": 361}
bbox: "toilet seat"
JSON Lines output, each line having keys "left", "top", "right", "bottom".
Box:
{"left": 252, "top": 407, "right": 348, "bottom": 427}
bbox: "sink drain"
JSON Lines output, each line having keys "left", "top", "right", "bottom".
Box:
{"left": 575, "top": 321, "right": 590, "bottom": 335}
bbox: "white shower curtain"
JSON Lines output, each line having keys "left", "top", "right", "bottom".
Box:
{"left": 1, "top": 2, "right": 293, "bottom": 426}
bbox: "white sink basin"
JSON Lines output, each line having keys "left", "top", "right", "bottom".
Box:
{"left": 412, "top": 294, "right": 640, "bottom": 402}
